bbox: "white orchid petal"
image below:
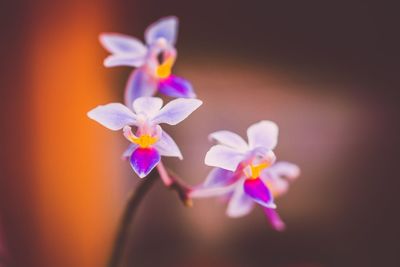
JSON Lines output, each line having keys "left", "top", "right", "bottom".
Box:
{"left": 152, "top": 98, "right": 202, "bottom": 125}
{"left": 145, "top": 16, "right": 178, "bottom": 46}
{"left": 261, "top": 174, "right": 290, "bottom": 197}
{"left": 247, "top": 120, "right": 279, "bottom": 150}
{"left": 190, "top": 182, "right": 237, "bottom": 198}
{"left": 226, "top": 181, "right": 255, "bottom": 218}
{"left": 87, "top": 103, "right": 137, "bottom": 130}
{"left": 104, "top": 55, "right": 145, "bottom": 68}
{"left": 124, "top": 68, "right": 158, "bottom": 107}
{"left": 260, "top": 161, "right": 300, "bottom": 197}
{"left": 99, "top": 33, "right": 147, "bottom": 56}
{"left": 209, "top": 131, "right": 249, "bottom": 152}
{"left": 269, "top": 161, "right": 301, "bottom": 180}
{"left": 250, "top": 148, "right": 277, "bottom": 166}
{"left": 133, "top": 97, "right": 163, "bottom": 117}
{"left": 203, "top": 168, "right": 236, "bottom": 188}
{"left": 153, "top": 130, "right": 183, "bottom": 159}
{"left": 204, "top": 145, "right": 245, "bottom": 171}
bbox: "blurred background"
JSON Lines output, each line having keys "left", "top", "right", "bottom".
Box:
{"left": 0, "top": 0, "right": 398, "bottom": 266}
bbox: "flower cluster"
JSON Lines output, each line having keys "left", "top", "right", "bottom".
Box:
{"left": 88, "top": 16, "right": 300, "bottom": 230}
{"left": 88, "top": 97, "right": 201, "bottom": 178}
{"left": 191, "top": 121, "right": 299, "bottom": 230}
{"left": 99, "top": 16, "right": 195, "bottom": 107}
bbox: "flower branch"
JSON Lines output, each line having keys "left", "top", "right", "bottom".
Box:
{"left": 108, "top": 173, "right": 158, "bottom": 267}
{"left": 157, "top": 161, "right": 192, "bottom": 207}
{"left": 87, "top": 14, "right": 302, "bottom": 267}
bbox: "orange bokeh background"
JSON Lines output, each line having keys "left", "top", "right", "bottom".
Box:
{"left": 0, "top": 1, "right": 398, "bottom": 267}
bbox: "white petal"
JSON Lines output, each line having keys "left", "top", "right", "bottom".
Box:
{"left": 124, "top": 68, "right": 159, "bottom": 107}
{"left": 226, "top": 181, "right": 255, "bottom": 218}
{"left": 209, "top": 131, "right": 248, "bottom": 152}
{"left": 204, "top": 145, "right": 245, "bottom": 171}
{"left": 247, "top": 120, "right": 279, "bottom": 150}
{"left": 133, "top": 97, "right": 163, "bottom": 117}
{"left": 121, "top": 144, "right": 138, "bottom": 160}
{"left": 99, "top": 33, "right": 147, "bottom": 56}
{"left": 269, "top": 161, "right": 300, "bottom": 180}
{"left": 261, "top": 173, "right": 289, "bottom": 197}
{"left": 249, "top": 147, "right": 277, "bottom": 166}
{"left": 145, "top": 16, "right": 178, "bottom": 46}
{"left": 153, "top": 130, "right": 183, "bottom": 159}
{"left": 203, "top": 168, "right": 235, "bottom": 188}
{"left": 151, "top": 98, "right": 202, "bottom": 125}
{"left": 190, "top": 182, "right": 237, "bottom": 198}
{"left": 104, "top": 55, "right": 145, "bottom": 68}
{"left": 87, "top": 103, "right": 137, "bottom": 131}
{"left": 260, "top": 161, "right": 300, "bottom": 197}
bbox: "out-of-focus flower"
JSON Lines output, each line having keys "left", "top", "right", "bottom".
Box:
{"left": 87, "top": 97, "right": 202, "bottom": 178}
{"left": 190, "top": 121, "right": 300, "bottom": 230}
{"left": 99, "top": 16, "right": 196, "bottom": 106}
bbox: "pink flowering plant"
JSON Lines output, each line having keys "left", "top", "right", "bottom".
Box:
{"left": 190, "top": 121, "right": 300, "bottom": 231}
{"left": 88, "top": 97, "right": 201, "bottom": 179}
{"left": 88, "top": 15, "right": 301, "bottom": 267}
{"left": 100, "top": 16, "right": 196, "bottom": 107}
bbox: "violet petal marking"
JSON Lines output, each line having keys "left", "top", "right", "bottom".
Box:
{"left": 158, "top": 75, "right": 196, "bottom": 98}
{"left": 124, "top": 68, "right": 158, "bottom": 107}
{"left": 129, "top": 147, "right": 161, "bottom": 178}
{"left": 263, "top": 207, "right": 286, "bottom": 231}
{"left": 203, "top": 168, "right": 236, "bottom": 188}
{"left": 243, "top": 178, "right": 276, "bottom": 208}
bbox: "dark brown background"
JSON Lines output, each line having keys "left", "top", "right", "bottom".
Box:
{"left": 0, "top": 0, "right": 399, "bottom": 266}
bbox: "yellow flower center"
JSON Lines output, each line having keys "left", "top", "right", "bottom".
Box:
{"left": 131, "top": 134, "right": 158, "bottom": 148}
{"left": 156, "top": 58, "right": 173, "bottom": 79}
{"left": 245, "top": 162, "right": 270, "bottom": 179}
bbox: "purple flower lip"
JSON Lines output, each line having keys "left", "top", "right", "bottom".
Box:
{"left": 87, "top": 96, "right": 202, "bottom": 178}
{"left": 130, "top": 147, "right": 161, "bottom": 178}
{"left": 190, "top": 121, "right": 300, "bottom": 228}
{"left": 243, "top": 177, "right": 276, "bottom": 209}
{"left": 158, "top": 75, "right": 196, "bottom": 98}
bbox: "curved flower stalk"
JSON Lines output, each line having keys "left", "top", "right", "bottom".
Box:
{"left": 99, "top": 16, "right": 196, "bottom": 106}
{"left": 190, "top": 121, "right": 300, "bottom": 230}
{"left": 87, "top": 97, "right": 202, "bottom": 179}
{"left": 88, "top": 97, "right": 201, "bottom": 267}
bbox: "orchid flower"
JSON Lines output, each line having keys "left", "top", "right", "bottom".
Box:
{"left": 190, "top": 121, "right": 300, "bottom": 230}
{"left": 99, "top": 16, "right": 196, "bottom": 106}
{"left": 87, "top": 97, "right": 202, "bottom": 178}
